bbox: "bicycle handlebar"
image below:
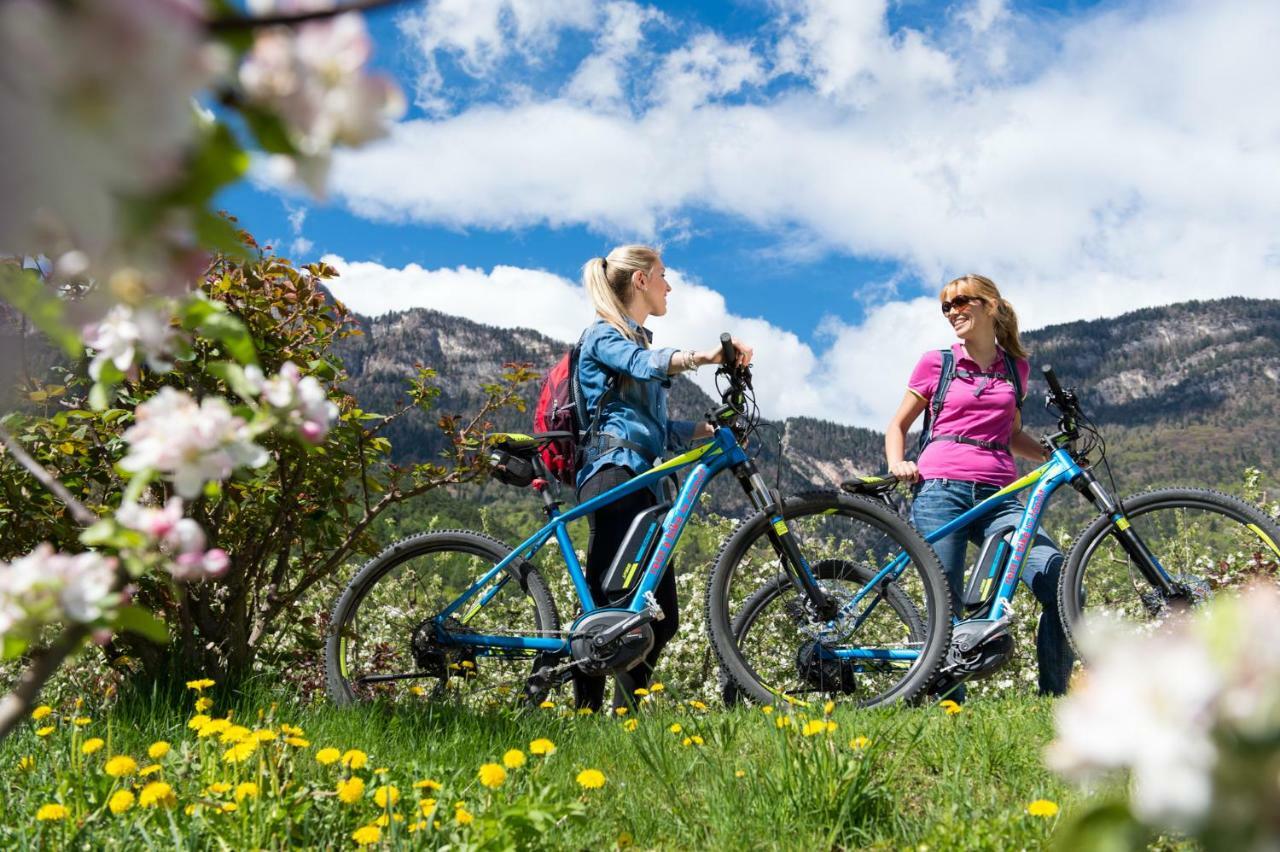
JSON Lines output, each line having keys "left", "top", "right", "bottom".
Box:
{"left": 720, "top": 332, "right": 736, "bottom": 369}
{"left": 1041, "top": 365, "right": 1072, "bottom": 413}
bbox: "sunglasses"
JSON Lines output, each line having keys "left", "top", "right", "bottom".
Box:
{"left": 940, "top": 294, "right": 985, "bottom": 315}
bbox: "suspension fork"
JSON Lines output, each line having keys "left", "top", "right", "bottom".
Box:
{"left": 1072, "top": 468, "right": 1178, "bottom": 596}
{"left": 732, "top": 461, "right": 838, "bottom": 620}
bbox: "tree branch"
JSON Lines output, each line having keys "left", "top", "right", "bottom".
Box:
{"left": 0, "top": 423, "right": 97, "bottom": 527}
{"left": 207, "top": 0, "right": 407, "bottom": 32}
{"left": 0, "top": 626, "right": 88, "bottom": 742}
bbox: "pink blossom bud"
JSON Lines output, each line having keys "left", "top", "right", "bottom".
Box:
{"left": 92, "top": 628, "right": 115, "bottom": 646}
{"left": 202, "top": 549, "right": 230, "bottom": 578}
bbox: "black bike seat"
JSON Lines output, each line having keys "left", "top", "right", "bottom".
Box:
{"left": 489, "top": 432, "right": 573, "bottom": 453}
{"left": 839, "top": 476, "right": 898, "bottom": 497}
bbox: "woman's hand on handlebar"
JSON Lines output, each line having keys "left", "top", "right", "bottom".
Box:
{"left": 701, "top": 337, "right": 752, "bottom": 369}
{"left": 888, "top": 459, "right": 920, "bottom": 482}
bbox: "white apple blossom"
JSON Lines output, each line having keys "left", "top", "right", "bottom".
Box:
{"left": 0, "top": 0, "right": 212, "bottom": 272}
{"left": 0, "top": 545, "right": 118, "bottom": 642}
{"left": 247, "top": 361, "right": 339, "bottom": 444}
{"left": 120, "top": 387, "right": 268, "bottom": 498}
{"left": 116, "top": 497, "right": 231, "bottom": 582}
{"left": 239, "top": 3, "right": 405, "bottom": 194}
{"left": 83, "top": 303, "right": 178, "bottom": 380}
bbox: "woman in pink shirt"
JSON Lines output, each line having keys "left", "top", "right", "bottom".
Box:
{"left": 885, "top": 274, "right": 1072, "bottom": 700}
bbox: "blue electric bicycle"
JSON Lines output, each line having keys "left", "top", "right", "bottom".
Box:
{"left": 325, "top": 336, "right": 952, "bottom": 709}
{"left": 720, "top": 366, "right": 1280, "bottom": 703}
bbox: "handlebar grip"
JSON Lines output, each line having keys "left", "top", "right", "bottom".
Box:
{"left": 720, "top": 332, "right": 736, "bottom": 368}
{"left": 1042, "top": 364, "right": 1072, "bottom": 412}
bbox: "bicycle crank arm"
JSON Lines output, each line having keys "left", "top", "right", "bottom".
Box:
{"left": 589, "top": 608, "right": 659, "bottom": 649}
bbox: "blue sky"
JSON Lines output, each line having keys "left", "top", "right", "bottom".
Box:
{"left": 221, "top": 0, "right": 1280, "bottom": 427}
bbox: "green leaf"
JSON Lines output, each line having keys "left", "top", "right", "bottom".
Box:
{"left": 208, "top": 361, "right": 260, "bottom": 402}
{"left": 2, "top": 635, "right": 29, "bottom": 661}
{"left": 193, "top": 303, "right": 258, "bottom": 366}
{"left": 238, "top": 103, "right": 299, "bottom": 156}
{"left": 0, "top": 265, "right": 81, "bottom": 356}
{"left": 114, "top": 605, "right": 169, "bottom": 645}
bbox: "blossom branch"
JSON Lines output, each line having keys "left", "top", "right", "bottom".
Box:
{"left": 0, "top": 625, "right": 90, "bottom": 743}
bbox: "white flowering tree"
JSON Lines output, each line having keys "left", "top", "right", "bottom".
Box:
{"left": 0, "top": 0, "right": 426, "bottom": 741}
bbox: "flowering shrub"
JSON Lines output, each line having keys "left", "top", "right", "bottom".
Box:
{"left": 1048, "top": 584, "right": 1280, "bottom": 850}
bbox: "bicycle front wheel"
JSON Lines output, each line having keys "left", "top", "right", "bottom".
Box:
{"left": 707, "top": 491, "right": 951, "bottom": 708}
{"left": 325, "top": 530, "right": 561, "bottom": 707}
{"left": 1059, "top": 488, "right": 1280, "bottom": 656}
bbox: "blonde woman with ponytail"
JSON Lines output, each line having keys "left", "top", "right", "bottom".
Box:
{"left": 885, "top": 274, "right": 1072, "bottom": 702}
{"left": 573, "top": 244, "right": 752, "bottom": 712}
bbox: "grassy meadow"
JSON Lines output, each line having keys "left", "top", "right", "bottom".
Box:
{"left": 0, "top": 680, "right": 1093, "bottom": 850}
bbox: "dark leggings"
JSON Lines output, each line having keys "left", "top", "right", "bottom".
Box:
{"left": 572, "top": 464, "right": 680, "bottom": 711}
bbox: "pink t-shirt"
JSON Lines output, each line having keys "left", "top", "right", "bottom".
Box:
{"left": 907, "top": 344, "right": 1030, "bottom": 486}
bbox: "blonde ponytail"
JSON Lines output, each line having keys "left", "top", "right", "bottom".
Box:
{"left": 941, "top": 273, "right": 1028, "bottom": 360}
{"left": 582, "top": 245, "right": 661, "bottom": 345}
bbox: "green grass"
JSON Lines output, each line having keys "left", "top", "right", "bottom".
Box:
{"left": 0, "top": 682, "right": 1087, "bottom": 850}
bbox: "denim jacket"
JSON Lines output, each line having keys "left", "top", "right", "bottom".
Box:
{"left": 575, "top": 318, "right": 696, "bottom": 491}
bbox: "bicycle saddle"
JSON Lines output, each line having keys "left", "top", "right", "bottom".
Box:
{"left": 839, "top": 475, "right": 897, "bottom": 497}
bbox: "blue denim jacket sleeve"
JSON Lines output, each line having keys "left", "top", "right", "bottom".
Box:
{"left": 588, "top": 323, "right": 677, "bottom": 385}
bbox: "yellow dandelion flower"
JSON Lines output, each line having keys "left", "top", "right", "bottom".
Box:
{"left": 649, "top": 682, "right": 664, "bottom": 692}
{"left": 373, "top": 766, "right": 389, "bottom": 775}
{"left": 775, "top": 716, "right": 791, "bottom": 729}
{"left": 735, "top": 769, "right": 746, "bottom": 778}
{"left": 194, "top": 697, "right": 213, "bottom": 712}
{"left": 186, "top": 678, "right": 215, "bottom": 692}
{"left": 219, "top": 725, "right": 252, "bottom": 744}
{"left": 503, "top": 749, "right": 526, "bottom": 769}
{"left": 802, "top": 719, "right": 829, "bottom": 737}
{"left": 614, "top": 707, "right": 628, "bottom": 716}
{"left": 234, "top": 782, "right": 259, "bottom": 801}
{"left": 823, "top": 700, "right": 836, "bottom": 715}
{"left": 187, "top": 714, "right": 211, "bottom": 731}
{"left": 408, "top": 820, "right": 427, "bottom": 833}
{"left": 17, "top": 755, "right": 34, "bottom": 771}
{"left": 198, "top": 718, "right": 231, "bottom": 738}
{"left": 419, "top": 798, "right": 437, "bottom": 816}
{"left": 139, "top": 764, "right": 163, "bottom": 777}
{"left": 208, "top": 782, "right": 232, "bottom": 794}
{"left": 622, "top": 718, "right": 638, "bottom": 732}
{"left": 36, "top": 803, "right": 68, "bottom": 821}
{"left": 538, "top": 700, "right": 555, "bottom": 709}
{"left": 336, "top": 776, "right": 366, "bottom": 804}
{"left": 691, "top": 735, "right": 704, "bottom": 745}
{"left": 410, "top": 685, "right": 426, "bottom": 696}
{"left": 681, "top": 737, "right": 692, "bottom": 747}
{"left": 576, "top": 768, "right": 606, "bottom": 790}
{"left": 35, "top": 726, "right": 54, "bottom": 737}
{"left": 222, "top": 741, "right": 257, "bottom": 764}
{"left": 148, "top": 741, "right": 170, "bottom": 759}
{"left": 352, "top": 825, "right": 381, "bottom": 846}
{"left": 220, "top": 802, "right": 238, "bottom": 814}
{"left": 373, "top": 813, "right": 391, "bottom": 827}
{"left": 633, "top": 687, "right": 650, "bottom": 697}
{"left": 1027, "top": 799, "right": 1060, "bottom": 818}
{"left": 280, "top": 723, "right": 304, "bottom": 737}
{"left": 138, "top": 781, "right": 174, "bottom": 808}
{"left": 577, "top": 707, "right": 594, "bottom": 716}
{"left": 668, "top": 723, "right": 682, "bottom": 734}
{"left": 316, "top": 747, "right": 341, "bottom": 765}
{"left": 455, "top": 806, "right": 474, "bottom": 825}
{"left": 849, "top": 735, "right": 871, "bottom": 751}
{"left": 104, "top": 755, "right": 138, "bottom": 777}
{"left": 374, "top": 785, "right": 401, "bottom": 808}
{"left": 341, "top": 749, "right": 368, "bottom": 770}
{"left": 252, "top": 728, "right": 277, "bottom": 742}
{"left": 73, "top": 716, "right": 91, "bottom": 727}
{"left": 81, "top": 737, "right": 105, "bottom": 755}
{"left": 761, "top": 705, "right": 774, "bottom": 715}
{"left": 414, "top": 778, "right": 443, "bottom": 791}
{"left": 30, "top": 706, "right": 52, "bottom": 721}
{"left": 529, "top": 738, "right": 556, "bottom": 756}
{"left": 940, "top": 700, "right": 963, "bottom": 716}
{"left": 108, "top": 790, "right": 135, "bottom": 814}
{"left": 284, "top": 736, "right": 310, "bottom": 748}
{"left": 478, "top": 763, "right": 507, "bottom": 789}
{"left": 689, "top": 700, "right": 709, "bottom": 711}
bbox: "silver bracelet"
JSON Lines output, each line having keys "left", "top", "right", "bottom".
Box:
{"left": 684, "top": 350, "right": 699, "bottom": 372}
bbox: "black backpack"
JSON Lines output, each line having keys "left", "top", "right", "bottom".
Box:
{"left": 917, "top": 348, "right": 1023, "bottom": 456}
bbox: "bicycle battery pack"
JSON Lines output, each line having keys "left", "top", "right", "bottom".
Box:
{"left": 601, "top": 502, "right": 671, "bottom": 604}
{"left": 963, "top": 524, "right": 1017, "bottom": 615}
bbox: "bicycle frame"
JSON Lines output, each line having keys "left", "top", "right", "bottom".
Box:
{"left": 433, "top": 426, "right": 753, "bottom": 657}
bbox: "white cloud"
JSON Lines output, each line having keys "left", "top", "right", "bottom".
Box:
{"left": 310, "top": 0, "right": 1280, "bottom": 427}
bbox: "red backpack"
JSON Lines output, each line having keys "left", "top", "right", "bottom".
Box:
{"left": 532, "top": 343, "right": 588, "bottom": 485}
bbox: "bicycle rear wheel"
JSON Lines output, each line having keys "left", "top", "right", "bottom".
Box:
{"left": 325, "top": 530, "right": 562, "bottom": 707}
{"left": 1059, "top": 488, "right": 1280, "bottom": 656}
{"left": 706, "top": 491, "right": 950, "bottom": 708}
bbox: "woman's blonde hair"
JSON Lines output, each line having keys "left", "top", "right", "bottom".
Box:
{"left": 941, "top": 274, "right": 1028, "bottom": 360}
{"left": 582, "top": 245, "right": 661, "bottom": 344}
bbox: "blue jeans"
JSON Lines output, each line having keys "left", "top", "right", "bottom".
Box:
{"left": 910, "top": 478, "right": 1074, "bottom": 698}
